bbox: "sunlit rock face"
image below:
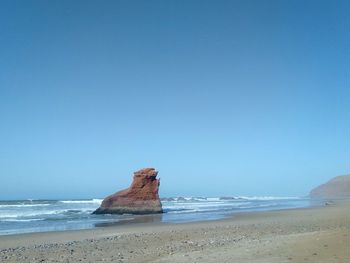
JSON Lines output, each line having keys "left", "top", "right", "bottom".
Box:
{"left": 310, "top": 174, "right": 350, "bottom": 199}
{"left": 93, "top": 168, "right": 163, "bottom": 215}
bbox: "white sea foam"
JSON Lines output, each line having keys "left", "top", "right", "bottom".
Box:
{"left": 0, "top": 204, "right": 50, "bottom": 208}
{"left": 163, "top": 196, "right": 301, "bottom": 202}
{"left": 59, "top": 199, "right": 103, "bottom": 204}
{"left": 236, "top": 196, "right": 301, "bottom": 201}
{"left": 0, "top": 208, "right": 95, "bottom": 219}
{"left": 1, "top": 218, "right": 45, "bottom": 222}
{"left": 0, "top": 210, "right": 64, "bottom": 219}
{"left": 206, "top": 197, "right": 221, "bottom": 201}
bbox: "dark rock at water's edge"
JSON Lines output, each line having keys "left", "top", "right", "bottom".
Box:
{"left": 310, "top": 174, "right": 350, "bottom": 199}
{"left": 93, "top": 168, "right": 163, "bottom": 215}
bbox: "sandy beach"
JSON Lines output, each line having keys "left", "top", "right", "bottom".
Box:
{"left": 0, "top": 200, "right": 349, "bottom": 263}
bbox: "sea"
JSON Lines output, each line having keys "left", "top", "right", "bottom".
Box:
{"left": 0, "top": 197, "right": 314, "bottom": 235}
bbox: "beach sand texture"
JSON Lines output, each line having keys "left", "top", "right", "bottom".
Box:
{"left": 1, "top": 200, "right": 349, "bottom": 263}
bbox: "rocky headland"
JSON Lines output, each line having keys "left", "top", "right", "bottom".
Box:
{"left": 310, "top": 174, "right": 350, "bottom": 199}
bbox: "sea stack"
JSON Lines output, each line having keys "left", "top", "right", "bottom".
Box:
{"left": 310, "top": 174, "right": 350, "bottom": 199}
{"left": 93, "top": 168, "right": 163, "bottom": 214}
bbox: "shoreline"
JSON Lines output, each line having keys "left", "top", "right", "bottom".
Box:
{"left": 0, "top": 200, "right": 318, "bottom": 240}
{"left": 0, "top": 196, "right": 312, "bottom": 236}
{"left": 1, "top": 200, "right": 349, "bottom": 262}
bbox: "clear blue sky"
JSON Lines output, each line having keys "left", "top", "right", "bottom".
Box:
{"left": 1, "top": 0, "right": 350, "bottom": 199}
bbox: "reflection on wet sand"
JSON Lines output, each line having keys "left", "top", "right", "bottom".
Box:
{"left": 94, "top": 214, "right": 163, "bottom": 227}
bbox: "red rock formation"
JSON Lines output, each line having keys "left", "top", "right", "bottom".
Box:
{"left": 93, "top": 168, "right": 163, "bottom": 214}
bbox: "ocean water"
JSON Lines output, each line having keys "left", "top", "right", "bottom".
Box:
{"left": 0, "top": 197, "right": 313, "bottom": 235}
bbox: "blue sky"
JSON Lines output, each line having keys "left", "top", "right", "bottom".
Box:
{"left": 1, "top": 0, "right": 350, "bottom": 199}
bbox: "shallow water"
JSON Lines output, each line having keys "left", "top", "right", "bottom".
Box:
{"left": 0, "top": 197, "right": 313, "bottom": 235}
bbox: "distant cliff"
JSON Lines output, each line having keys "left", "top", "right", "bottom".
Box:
{"left": 310, "top": 174, "right": 350, "bottom": 199}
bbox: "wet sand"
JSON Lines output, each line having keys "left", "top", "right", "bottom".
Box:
{"left": 1, "top": 200, "right": 349, "bottom": 262}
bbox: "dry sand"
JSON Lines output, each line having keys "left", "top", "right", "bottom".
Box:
{"left": 1, "top": 200, "right": 350, "bottom": 262}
